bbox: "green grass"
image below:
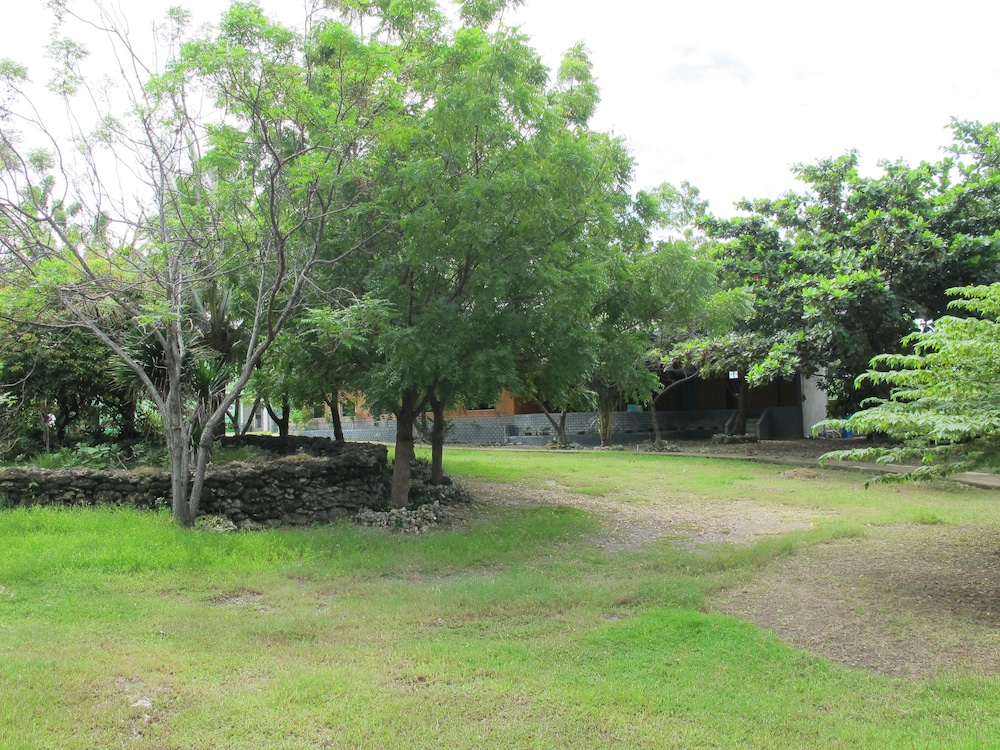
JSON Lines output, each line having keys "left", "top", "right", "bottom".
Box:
{"left": 439, "top": 446, "right": 997, "bottom": 527}
{"left": 211, "top": 445, "right": 271, "bottom": 465}
{"left": 2, "top": 450, "right": 999, "bottom": 748}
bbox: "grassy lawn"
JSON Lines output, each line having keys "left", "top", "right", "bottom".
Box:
{"left": 2, "top": 449, "right": 998, "bottom": 748}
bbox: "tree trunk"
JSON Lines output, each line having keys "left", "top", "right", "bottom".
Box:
{"left": 651, "top": 396, "right": 661, "bottom": 443}
{"left": 732, "top": 377, "right": 749, "bottom": 435}
{"left": 532, "top": 397, "right": 568, "bottom": 445}
{"left": 55, "top": 404, "right": 71, "bottom": 443}
{"left": 241, "top": 397, "right": 261, "bottom": 436}
{"left": 596, "top": 386, "right": 617, "bottom": 447}
{"left": 327, "top": 392, "right": 345, "bottom": 443}
{"left": 186, "top": 430, "right": 214, "bottom": 524}
{"left": 651, "top": 371, "right": 699, "bottom": 443}
{"left": 165, "top": 385, "right": 194, "bottom": 526}
{"left": 41, "top": 402, "right": 50, "bottom": 453}
{"left": 390, "top": 389, "right": 422, "bottom": 509}
{"left": 119, "top": 396, "right": 139, "bottom": 440}
{"left": 211, "top": 393, "right": 227, "bottom": 438}
{"left": 265, "top": 397, "right": 290, "bottom": 438}
{"left": 429, "top": 392, "right": 446, "bottom": 484}
{"left": 597, "top": 413, "right": 612, "bottom": 446}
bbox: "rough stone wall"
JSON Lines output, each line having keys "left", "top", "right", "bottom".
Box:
{"left": 218, "top": 434, "right": 353, "bottom": 457}
{"left": 0, "top": 441, "right": 392, "bottom": 527}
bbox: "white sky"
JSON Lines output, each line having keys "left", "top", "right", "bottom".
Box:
{"left": 6, "top": 0, "right": 1000, "bottom": 216}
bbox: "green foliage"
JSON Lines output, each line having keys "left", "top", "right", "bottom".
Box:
{"left": 823, "top": 283, "right": 1000, "bottom": 481}
{"left": 685, "top": 122, "right": 1000, "bottom": 414}
{"left": 1, "top": 0, "right": 461, "bottom": 523}
{"left": 126, "top": 440, "right": 167, "bottom": 468}
{"left": 510, "top": 181, "right": 725, "bottom": 446}
{"left": 20, "top": 442, "right": 154, "bottom": 470}
{"left": 62, "top": 443, "right": 126, "bottom": 469}
{"left": 301, "top": 4, "right": 648, "bottom": 494}
{"left": 552, "top": 43, "right": 600, "bottom": 126}
{"left": 0, "top": 324, "right": 118, "bottom": 451}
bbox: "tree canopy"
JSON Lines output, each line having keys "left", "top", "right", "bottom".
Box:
{"left": 333, "top": 18, "right": 639, "bottom": 504}
{"left": 682, "top": 121, "right": 1000, "bottom": 421}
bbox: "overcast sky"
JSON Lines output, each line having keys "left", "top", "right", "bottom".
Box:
{"left": 7, "top": 0, "right": 1000, "bottom": 216}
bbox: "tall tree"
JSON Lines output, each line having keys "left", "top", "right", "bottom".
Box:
{"left": 0, "top": 2, "right": 413, "bottom": 524}
{"left": 685, "top": 122, "right": 1000, "bottom": 428}
{"left": 507, "top": 182, "right": 730, "bottom": 447}
{"left": 347, "top": 24, "right": 636, "bottom": 505}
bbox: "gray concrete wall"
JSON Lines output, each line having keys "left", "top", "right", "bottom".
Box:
{"left": 759, "top": 407, "right": 805, "bottom": 440}
{"left": 299, "top": 408, "right": 747, "bottom": 446}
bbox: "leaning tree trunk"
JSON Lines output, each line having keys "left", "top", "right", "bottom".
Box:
{"left": 429, "top": 392, "right": 447, "bottom": 484}
{"left": 390, "top": 389, "right": 422, "bottom": 509}
{"left": 241, "top": 397, "right": 261, "bottom": 435}
{"left": 213, "top": 400, "right": 228, "bottom": 438}
{"left": 651, "top": 372, "right": 699, "bottom": 443}
{"left": 531, "top": 397, "right": 569, "bottom": 446}
{"left": 327, "top": 392, "right": 345, "bottom": 443}
{"left": 187, "top": 428, "right": 215, "bottom": 524}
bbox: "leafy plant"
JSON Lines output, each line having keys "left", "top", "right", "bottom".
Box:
{"left": 822, "top": 283, "right": 1000, "bottom": 481}
{"left": 72, "top": 443, "right": 126, "bottom": 469}
{"left": 127, "top": 442, "right": 168, "bottom": 468}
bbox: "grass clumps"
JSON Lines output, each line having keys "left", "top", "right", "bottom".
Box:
{"left": 2, "top": 449, "right": 1000, "bottom": 748}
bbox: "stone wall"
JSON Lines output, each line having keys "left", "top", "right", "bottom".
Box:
{"left": 0, "top": 441, "right": 392, "bottom": 528}
{"left": 218, "top": 433, "right": 351, "bottom": 457}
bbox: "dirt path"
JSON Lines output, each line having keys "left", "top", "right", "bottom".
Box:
{"left": 463, "top": 443, "right": 1000, "bottom": 677}
{"left": 466, "top": 478, "right": 824, "bottom": 552}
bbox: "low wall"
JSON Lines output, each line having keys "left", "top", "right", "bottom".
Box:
{"left": 0, "top": 441, "right": 392, "bottom": 528}
{"left": 302, "top": 408, "right": 751, "bottom": 445}
{"left": 759, "top": 407, "right": 805, "bottom": 440}
{"left": 218, "top": 433, "right": 350, "bottom": 457}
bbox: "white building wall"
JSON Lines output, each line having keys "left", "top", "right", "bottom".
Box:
{"left": 800, "top": 374, "right": 829, "bottom": 436}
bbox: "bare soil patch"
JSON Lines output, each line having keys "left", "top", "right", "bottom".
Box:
{"left": 675, "top": 437, "right": 861, "bottom": 462}
{"left": 209, "top": 590, "right": 273, "bottom": 612}
{"left": 465, "top": 479, "right": 822, "bottom": 552}
{"left": 709, "top": 524, "right": 1000, "bottom": 678}
{"left": 464, "top": 440, "right": 1000, "bottom": 677}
